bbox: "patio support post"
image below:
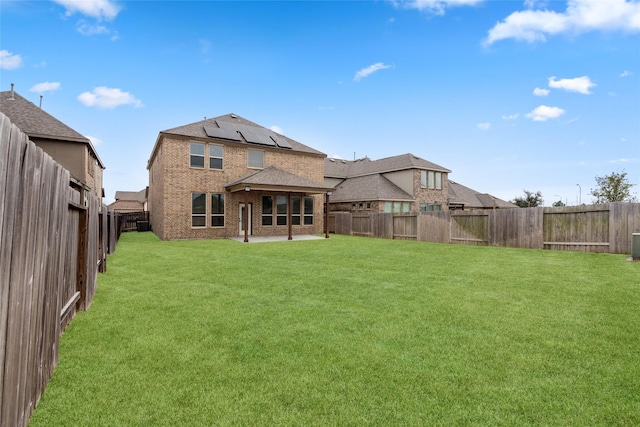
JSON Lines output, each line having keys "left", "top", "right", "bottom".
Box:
{"left": 287, "top": 193, "right": 293, "bottom": 240}
{"left": 244, "top": 186, "right": 250, "bottom": 242}
{"left": 325, "top": 191, "right": 331, "bottom": 238}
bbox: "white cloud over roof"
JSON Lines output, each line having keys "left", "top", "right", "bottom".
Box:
{"left": 548, "top": 76, "right": 596, "bottom": 94}
{"left": 354, "top": 63, "right": 392, "bottom": 82}
{"left": 484, "top": 0, "right": 640, "bottom": 45}
{"left": 396, "top": 0, "right": 483, "bottom": 15}
{"left": 526, "top": 105, "right": 566, "bottom": 121}
{"left": 78, "top": 87, "right": 143, "bottom": 109}
{"left": 53, "top": 0, "right": 121, "bottom": 20}
{"left": 30, "top": 82, "right": 61, "bottom": 93}
{"left": 0, "top": 50, "right": 23, "bottom": 70}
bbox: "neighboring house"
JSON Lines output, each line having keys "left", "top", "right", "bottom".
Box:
{"left": 448, "top": 181, "right": 518, "bottom": 210}
{"left": 108, "top": 188, "right": 148, "bottom": 213}
{"left": 325, "top": 154, "right": 452, "bottom": 213}
{"left": 147, "top": 113, "right": 332, "bottom": 241}
{"left": 0, "top": 86, "right": 105, "bottom": 201}
{"left": 324, "top": 154, "right": 515, "bottom": 213}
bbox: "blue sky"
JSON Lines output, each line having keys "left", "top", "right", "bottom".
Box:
{"left": 2, "top": 0, "right": 639, "bottom": 205}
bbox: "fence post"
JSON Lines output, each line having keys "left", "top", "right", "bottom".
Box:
{"left": 75, "top": 186, "right": 88, "bottom": 311}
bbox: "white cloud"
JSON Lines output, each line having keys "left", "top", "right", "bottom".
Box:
{"left": 53, "top": 0, "right": 121, "bottom": 20}
{"left": 270, "top": 125, "right": 283, "bottom": 134}
{"left": 548, "top": 75, "right": 596, "bottom": 94}
{"left": 87, "top": 135, "right": 102, "bottom": 146}
{"left": 477, "top": 122, "right": 491, "bottom": 130}
{"left": 620, "top": 70, "right": 633, "bottom": 77}
{"left": 29, "top": 82, "right": 61, "bottom": 93}
{"left": 610, "top": 158, "right": 637, "bottom": 164}
{"left": 395, "top": 0, "right": 483, "bottom": 15}
{"left": 0, "top": 50, "right": 23, "bottom": 70}
{"left": 526, "top": 105, "right": 566, "bottom": 121}
{"left": 502, "top": 113, "right": 520, "bottom": 120}
{"left": 533, "top": 87, "right": 550, "bottom": 96}
{"left": 77, "top": 87, "right": 142, "bottom": 109}
{"left": 354, "top": 62, "right": 392, "bottom": 82}
{"left": 484, "top": 0, "right": 640, "bottom": 45}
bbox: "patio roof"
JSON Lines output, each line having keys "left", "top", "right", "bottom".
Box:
{"left": 225, "top": 166, "right": 334, "bottom": 194}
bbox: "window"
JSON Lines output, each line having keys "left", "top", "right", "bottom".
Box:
{"left": 393, "top": 202, "right": 401, "bottom": 213}
{"left": 190, "top": 142, "right": 205, "bottom": 168}
{"left": 191, "top": 192, "right": 206, "bottom": 227}
{"left": 366, "top": 202, "right": 371, "bottom": 210}
{"left": 304, "top": 197, "right": 314, "bottom": 225}
{"left": 428, "top": 204, "right": 442, "bottom": 212}
{"left": 209, "top": 145, "right": 223, "bottom": 170}
{"left": 420, "top": 203, "right": 427, "bottom": 212}
{"left": 211, "top": 193, "right": 224, "bottom": 227}
{"left": 292, "top": 197, "right": 301, "bottom": 225}
{"left": 358, "top": 202, "right": 364, "bottom": 210}
{"left": 262, "top": 196, "right": 273, "bottom": 226}
{"left": 384, "top": 202, "right": 392, "bottom": 213}
{"left": 420, "top": 170, "right": 427, "bottom": 188}
{"left": 248, "top": 149, "right": 264, "bottom": 168}
{"left": 276, "top": 196, "right": 287, "bottom": 225}
{"left": 427, "top": 171, "right": 442, "bottom": 190}
{"left": 351, "top": 203, "right": 357, "bottom": 210}
{"left": 402, "top": 202, "right": 410, "bottom": 213}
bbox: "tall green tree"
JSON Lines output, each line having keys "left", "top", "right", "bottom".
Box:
{"left": 512, "top": 190, "right": 543, "bottom": 208}
{"left": 590, "top": 171, "right": 637, "bottom": 203}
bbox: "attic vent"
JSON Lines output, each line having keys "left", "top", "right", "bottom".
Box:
{"left": 341, "top": 160, "right": 347, "bottom": 164}
{"left": 230, "top": 114, "right": 238, "bottom": 118}
{"left": 329, "top": 158, "right": 335, "bottom": 162}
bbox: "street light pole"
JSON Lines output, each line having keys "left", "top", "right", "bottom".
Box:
{"left": 576, "top": 184, "right": 581, "bottom": 205}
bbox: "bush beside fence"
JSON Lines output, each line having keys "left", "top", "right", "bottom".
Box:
{"left": 330, "top": 203, "right": 640, "bottom": 254}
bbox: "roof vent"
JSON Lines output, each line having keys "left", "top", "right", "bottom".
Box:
{"left": 329, "top": 158, "right": 335, "bottom": 162}
{"left": 230, "top": 114, "right": 237, "bottom": 119}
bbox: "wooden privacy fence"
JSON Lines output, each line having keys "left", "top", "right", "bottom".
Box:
{"left": 329, "top": 203, "right": 640, "bottom": 254}
{"left": 0, "top": 113, "right": 117, "bottom": 427}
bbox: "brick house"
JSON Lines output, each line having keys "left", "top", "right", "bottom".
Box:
{"left": 324, "top": 154, "right": 452, "bottom": 213}
{"left": 0, "top": 86, "right": 105, "bottom": 200}
{"left": 324, "top": 154, "right": 515, "bottom": 213}
{"left": 147, "top": 114, "right": 332, "bottom": 241}
{"left": 108, "top": 188, "right": 148, "bottom": 213}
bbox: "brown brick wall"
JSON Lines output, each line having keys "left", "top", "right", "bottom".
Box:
{"left": 148, "top": 135, "right": 326, "bottom": 240}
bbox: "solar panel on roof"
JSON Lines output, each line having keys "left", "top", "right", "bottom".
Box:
{"left": 204, "top": 126, "right": 241, "bottom": 141}
{"left": 216, "top": 120, "right": 237, "bottom": 131}
{"left": 240, "top": 130, "right": 276, "bottom": 146}
{"left": 272, "top": 137, "right": 292, "bottom": 149}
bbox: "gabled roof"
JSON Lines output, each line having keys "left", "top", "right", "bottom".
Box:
{"left": 448, "top": 181, "right": 517, "bottom": 209}
{"left": 329, "top": 175, "right": 413, "bottom": 203}
{"left": 114, "top": 188, "right": 147, "bottom": 202}
{"left": 325, "top": 153, "right": 451, "bottom": 179}
{"left": 107, "top": 200, "right": 145, "bottom": 211}
{"left": 149, "top": 113, "right": 325, "bottom": 168}
{"left": 0, "top": 89, "right": 104, "bottom": 168}
{"left": 225, "top": 166, "right": 333, "bottom": 194}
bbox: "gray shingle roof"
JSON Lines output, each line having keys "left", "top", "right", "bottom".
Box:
{"left": 330, "top": 174, "right": 413, "bottom": 203}
{"left": 161, "top": 113, "right": 325, "bottom": 156}
{"left": 448, "top": 181, "right": 517, "bottom": 209}
{"left": 325, "top": 153, "right": 451, "bottom": 178}
{"left": 0, "top": 90, "right": 104, "bottom": 168}
{"left": 225, "top": 166, "right": 333, "bottom": 193}
{"left": 114, "top": 189, "right": 147, "bottom": 202}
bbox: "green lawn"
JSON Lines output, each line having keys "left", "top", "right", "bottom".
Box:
{"left": 30, "top": 232, "right": 640, "bottom": 426}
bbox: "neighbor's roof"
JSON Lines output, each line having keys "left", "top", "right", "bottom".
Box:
{"left": 225, "top": 166, "right": 333, "bottom": 194}
{"left": 325, "top": 153, "right": 451, "bottom": 179}
{"left": 0, "top": 90, "right": 104, "bottom": 168}
{"left": 114, "top": 188, "right": 147, "bottom": 202}
{"left": 107, "top": 199, "right": 145, "bottom": 212}
{"left": 149, "top": 113, "right": 325, "bottom": 167}
{"left": 329, "top": 174, "right": 413, "bottom": 203}
{"left": 448, "top": 181, "right": 517, "bottom": 209}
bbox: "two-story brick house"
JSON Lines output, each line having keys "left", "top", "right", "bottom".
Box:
{"left": 147, "top": 114, "right": 333, "bottom": 241}
{"left": 324, "top": 154, "right": 452, "bottom": 213}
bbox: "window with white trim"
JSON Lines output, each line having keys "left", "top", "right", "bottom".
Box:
{"left": 192, "top": 192, "right": 206, "bottom": 227}
{"left": 190, "top": 143, "right": 205, "bottom": 168}
{"left": 211, "top": 193, "right": 224, "bottom": 227}
{"left": 209, "top": 145, "right": 223, "bottom": 170}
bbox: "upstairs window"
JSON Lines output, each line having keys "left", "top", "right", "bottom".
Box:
{"left": 427, "top": 171, "right": 443, "bottom": 190}
{"left": 420, "top": 170, "right": 427, "bottom": 188}
{"left": 209, "top": 145, "right": 223, "bottom": 170}
{"left": 248, "top": 149, "right": 264, "bottom": 168}
{"left": 190, "top": 142, "right": 205, "bottom": 168}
